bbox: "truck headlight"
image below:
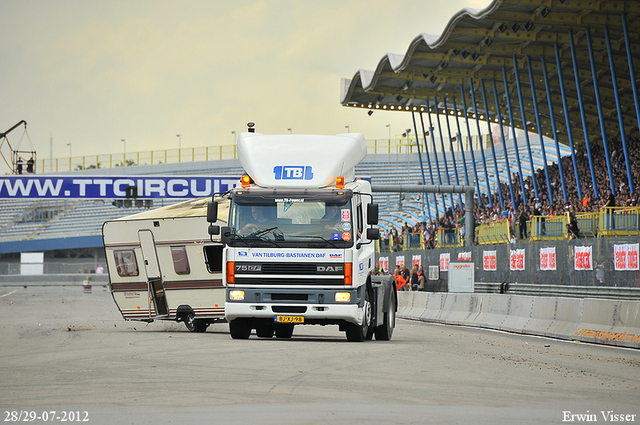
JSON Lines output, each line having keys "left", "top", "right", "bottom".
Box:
{"left": 334, "top": 292, "right": 351, "bottom": 302}
{"left": 229, "top": 290, "right": 245, "bottom": 301}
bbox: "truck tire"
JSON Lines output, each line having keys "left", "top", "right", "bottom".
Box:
{"left": 229, "top": 319, "right": 251, "bottom": 339}
{"left": 374, "top": 287, "right": 395, "bottom": 341}
{"left": 345, "top": 288, "right": 372, "bottom": 342}
{"left": 256, "top": 324, "right": 274, "bottom": 338}
{"left": 275, "top": 324, "right": 294, "bottom": 339}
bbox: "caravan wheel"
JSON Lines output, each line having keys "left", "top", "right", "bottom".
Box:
{"left": 184, "top": 312, "right": 196, "bottom": 332}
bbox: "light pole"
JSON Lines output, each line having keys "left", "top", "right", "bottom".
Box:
{"left": 176, "top": 134, "right": 181, "bottom": 162}
{"left": 121, "top": 139, "right": 126, "bottom": 166}
{"left": 287, "top": 127, "right": 292, "bottom": 134}
{"left": 232, "top": 131, "right": 236, "bottom": 143}
{"left": 345, "top": 125, "right": 350, "bottom": 133}
{"left": 386, "top": 124, "right": 391, "bottom": 141}
{"left": 67, "top": 142, "right": 72, "bottom": 171}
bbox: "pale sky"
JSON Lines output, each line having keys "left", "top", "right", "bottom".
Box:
{"left": 1, "top": 0, "right": 491, "bottom": 171}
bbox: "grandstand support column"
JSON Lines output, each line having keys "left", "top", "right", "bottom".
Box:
{"left": 442, "top": 97, "right": 463, "bottom": 208}
{"left": 491, "top": 78, "right": 516, "bottom": 208}
{"left": 372, "top": 184, "right": 475, "bottom": 248}
{"left": 425, "top": 99, "right": 447, "bottom": 212}
{"left": 410, "top": 112, "right": 431, "bottom": 222}
{"left": 586, "top": 28, "right": 615, "bottom": 196}
{"left": 418, "top": 112, "right": 439, "bottom": 216}
{"left": 605, "top": 24, "right": 634, "bottom": 194}
{"left": 568, "top": 32, "right": 598, "bottom": 199}
{"left": 433, "top": 98, "right": 453, "bottom": 193}
{"left": 480, "top": 79, "right": 504, "bottom": 209}
{"left": 554, "top": 43, "right": 582, "bottom": 200}
{"left": 459, "top": 84, "right": 483, "bottom": 206}
{"left": 452, "top": 96, "right": 470, "bottom": 188}
{"left": 501, "top": 67, "right": 526, "bottom": 205}
{"left": 541, "top": 55, "right": 568, "bottom": 203}
{"left": 468, "top": 79, "right": 493, "bottom": 208}
{"left": 622, "top": 13, "right": 640, "bottom": 146}
{"left": 526, "top": 55, "right": 553, "bottom": 203}
{"left": 512, "top": 56, "right": 539, "bottom": 200}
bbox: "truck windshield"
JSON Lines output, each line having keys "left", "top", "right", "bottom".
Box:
{"left": 227, "top": 189, "right": 354, "bottom": 248}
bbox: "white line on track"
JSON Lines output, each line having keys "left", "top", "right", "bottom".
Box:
{"left": 0, "top": 289, "right": 17, "bottom": 298}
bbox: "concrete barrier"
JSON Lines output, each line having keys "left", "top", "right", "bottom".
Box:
{"left": 398, "top": 292, "right": 640, "bottom": 349}
{"left": 0, "top": 274, "right": 110, "bottom": 286}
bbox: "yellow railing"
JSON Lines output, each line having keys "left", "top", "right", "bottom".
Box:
{"left": 530, "top": 214, "right": 568, "bottom": 241}
{"left": 436, "top": 228, "right": 463, "bottom": 247}
{"left": 476, "top": 220, "right": 511, "bottom": 245}
{"left": 31, "top": 135, "right": 496, "bottom": 173}
{"left": 36, "top": 145, "right": 238, "bottom": 173}
{"left": 598, "top": 207, "right": 640, "bottom": 237}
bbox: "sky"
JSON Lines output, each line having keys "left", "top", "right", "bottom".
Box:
{"left": 1, "top": 0, "right": 492, "bottom": 171}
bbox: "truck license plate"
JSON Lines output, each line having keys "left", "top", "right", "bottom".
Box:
{"left": 274, "top": 315, "right": 304, "bottom": 323}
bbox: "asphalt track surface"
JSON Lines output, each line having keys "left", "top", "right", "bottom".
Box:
{"left": 1, "top": 286, "right": 639, "bottom": 425}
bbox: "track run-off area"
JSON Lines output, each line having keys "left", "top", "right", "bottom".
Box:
{"left": 0, "top": 285, "right": 638, "bottom": 425}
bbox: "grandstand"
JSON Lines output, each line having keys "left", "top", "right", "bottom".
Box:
{"left": 0, "top": 132, "right": 566, "bottom": 264}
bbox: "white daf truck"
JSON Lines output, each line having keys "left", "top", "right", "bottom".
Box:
{"left": 207, "top": 123, "right": 396, "bottom": 341}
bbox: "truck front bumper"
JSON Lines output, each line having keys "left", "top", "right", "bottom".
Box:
{"left": 224, "top": 287, "right": 365, "bottom": 325}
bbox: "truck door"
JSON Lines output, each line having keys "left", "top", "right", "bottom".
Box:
{"left": 138, "top": 229, "right": 169, "bottom": 317}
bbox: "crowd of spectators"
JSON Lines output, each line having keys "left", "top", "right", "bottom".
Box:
{"left": 380, "top": 135, "right": 640, "bottom": 250}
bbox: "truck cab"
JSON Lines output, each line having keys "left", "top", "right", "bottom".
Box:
{"left": 208, "top": 125, "right": 396, "bottom": 341}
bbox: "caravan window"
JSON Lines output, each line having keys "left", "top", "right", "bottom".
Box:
{"left": 113, "top": 250, "right": 139, "bottom": 277}
{"left": 171, "top": 246, "right": 191, "bottom": 275}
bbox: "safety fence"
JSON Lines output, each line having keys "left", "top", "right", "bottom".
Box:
{"left": 376, "top": 235, "right": 640, "bottom": 289}
{"left": 380, "top": 207, "right": 640, "bottom": 252}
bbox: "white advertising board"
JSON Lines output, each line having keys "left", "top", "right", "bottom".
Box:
{"left": 447, "top": 262, "right": 474, "bottom": 293}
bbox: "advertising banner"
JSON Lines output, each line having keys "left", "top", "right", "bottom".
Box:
{"left": 510, "top": 249, "right": 525, "bottom": 271}
{"left": 378, "top": 257, "right": 389, "bottom": 273}
{"left": 412, "top": 255, "right": 421, "bottom": 267}
{"left": 540, "top": 247, "right": 556, "bottom": 271}
{"left": 395, "top": 256, "right": 405, "bottom": 267}
{"left": 439, "top": 253, "right": 450, "bottom": 272}
{"left": 574, "top": 246, "right": 593, "bottom": 270}
{"left": 0, "top": 176, "right": 239, "bottom": 199}
{"left": 614, "top": 243, "right": 639, "bottom": 271}
{"left": 483, "top": 250, "right": 497, "bottom": 271}
{"left": 458, "top": 251, "right": 471, "bottom": 261}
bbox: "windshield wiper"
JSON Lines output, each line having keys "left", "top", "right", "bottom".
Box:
{"left": 230, "top": 229, "right": 281, "bottom": 248}
{"left": 296, "top": 235, "right": 340, "bottom": 248}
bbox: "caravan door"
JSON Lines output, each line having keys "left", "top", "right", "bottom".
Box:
{"left": 138, "top": 229, "right": 169, "bottom": 317}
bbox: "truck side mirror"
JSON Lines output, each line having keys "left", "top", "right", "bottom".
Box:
{"left": 367, "top": 203, "right": 379, "bottom": 225}
{"left": 207, "top": 201, "right": 218, "bottom": 223}
{"left": 366, "top": 227, "right": 380, "bottom": 240}
{"left": 208, "top": 224, "right": 220, "bottom": 236}
{"left": 220, "top": 226, "right": 232, "bottom": 245}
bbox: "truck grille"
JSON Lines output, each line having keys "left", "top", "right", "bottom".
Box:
{"left": 234, "top": 277, "right": 344, "bottom": 286}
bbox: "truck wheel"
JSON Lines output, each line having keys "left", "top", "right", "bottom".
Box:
{"left": 345, "top": 288, "right": 372, "bottom": 342}
{"left": 374, "top": 288, "right": 395, "bottom": 341}
{"left": 229, "top": 319, "right": 251, "bottom": 339}
{"left": 256, "top": 324, "right": 274, "bottom": 338}
{"left": 275, "top": 324, "right": 294, "bottom": 338}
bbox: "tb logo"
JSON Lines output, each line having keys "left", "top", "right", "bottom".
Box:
{"left": 273, "top": 166, "right": 314, "bottom": 180}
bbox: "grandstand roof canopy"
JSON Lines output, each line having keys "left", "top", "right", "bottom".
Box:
{"left": 341, "top": 0, "right": 640, "bottom": 147}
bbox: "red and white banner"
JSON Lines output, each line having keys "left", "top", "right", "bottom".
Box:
{"left": 483, "top": 250, "right": 497, "bottom": 271}
{"left": 395, "top": 256, "right": 405, "bottom": 267}
{"left": 412, "top": 255, "right": 421, "bottom": 267}
{"left": 574, "top": 246, "right": 593, "bottom": 270}
{"left": 614, "top": 243, "right": 639, "bottom": 271}
{"left": 540, "top": 247, "right": 556, "bottom": 271}
{"left": 458, "top": 251, "right": 471, "bottom": 261}
{"left": 378, "top": 257, "right": 389, "bottom": 273}
{"left": 510, "top": 249, "right": 525, "bottom": 271}
{"left": 439, "top": 253, "right": 450, "bottom": 272}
